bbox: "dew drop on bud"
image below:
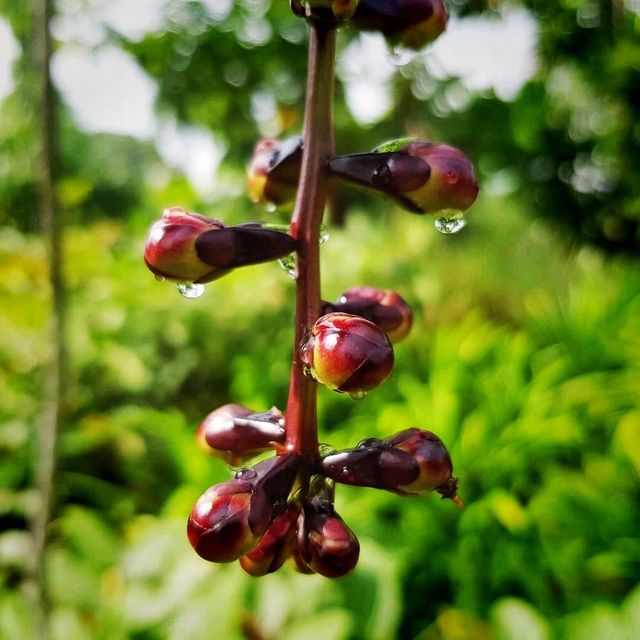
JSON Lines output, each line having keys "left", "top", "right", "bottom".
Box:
{"left": 177, "top": 282, "right": 205, "bottom": 298}
{"left": 349, "top": 389, "right": 367, "bottom": 401}
{"left": 357, "top": 437, "right": 382, "bottom": 448}
{"left": 389, "top": 45, "right": 417, "bottom": 67}
{"left": 434, "top": 211, "right": 466, "bottom": 235}
{"left": 154, "top": 274, "right": 165, "bottom": 282}
{"left": 235, "top": 467, "right": 258, "bottom": 480}
{"left": 278, "top": 254, "right": 297, "bottom": 279}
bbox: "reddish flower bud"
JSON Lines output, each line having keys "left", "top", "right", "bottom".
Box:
{"left": 296, "top": 501, "right": 360, "bottom": 578}
{"left": 144, "top": 208, "right": 297, "bottom": 284}
{"left": 352, "top": 0, "right": 448, "bottom": 50}
{"left": 291, "top": 0, "right": 361, "bottom": 22}
{"left": 240, "top": 505, "right": 299, "bottom": 576}
{"left": 247, "top": 137, "right": 302, "bottom": 209}
{"left": 196, "top": 404, "right": 285, "bottom": 465}
{"left": 300, "top": 312, "right": 394, "bottom": 397}
{"left": 325, "top": 286, "right": 413, "bottom": 342}
{"left": 328, "top": 139, "right": 478, "bottom": 215}
{"left": 187, "top": 479, "right": 260, "bottom": 563}
{"left": 386, "top": 428, "right": 461, "bottom": 502}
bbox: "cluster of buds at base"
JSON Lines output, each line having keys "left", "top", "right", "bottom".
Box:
{"left": 317, "top": 428, "right": 463, "bottom": 505}
{"left": 322, "top": 286, "right": 413, "bottom": 343}
{"left": 290, "top": 0, "right": 361, "bottom": 22}
{"left": 196, "top": 404, "right": 286, "bottom": 466}
{"left": 144, "top": 207, "right": 296, "bottom": 284}
{"left": 300, "top": 312, "right": 395, "bottom": 398}
{"left": 328, "top": 139, "right": 478, "bottom": 216}
{"left": 351, "top": 0, "right": 448, "bottom": 51}
{"left": 247, "top": 137, "right": 303, "bottom": 210}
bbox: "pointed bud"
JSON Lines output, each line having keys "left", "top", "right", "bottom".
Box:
{"left": 352, "top": 0, "right": 448, "bottom": 50}
{"left": 386, "top": 428, "right": 460, "bottom": 500}
{"left": 144, "top": 208, "right": 297, "bottom": 284}
{"left": 291, "top": 0, "right": 361, "bottom": 22}
{"left": 300, "top": 312, "right": 394, "bottom": 396}
{"left": 247, "top": 137, "right": 302, "bottom": 209}
{"left": 297, "top": 500, "right": 360, "bottom": 578}
{"left": 196, "top": 404, "right": 285, "bottom": 465}
{"left": 325, "top": 286, "right": 413, "bottom": 342}
{"left": 240, "top": 505, "right": 299, "bottom": 576}
{"left": 328, "top": 139, "right": 478, "bottom": 215}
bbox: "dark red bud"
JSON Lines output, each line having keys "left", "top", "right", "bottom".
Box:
{"left": 240, "top": 505, "right": 299, "bottom": 576}
{"left": 196, "top": 404, "right": 285, "bottom": 465}
{"left": 299, "top": 501, "right": 360, "bottom": 578}
{"left": 187, "top": 479, "right": 260, "bottom": 563}
{"left": 331, "top": 286, "right": 413, "bottom": 342}
{"left": 352, "top": 0, "right": 448, "bottom": 50}
{"left": 247, "top": 137, "right": 302, "bottom": 209}
{"left": 300, "top": 312, "right": 394, "bottom": 397}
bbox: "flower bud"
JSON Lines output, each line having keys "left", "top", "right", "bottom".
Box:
{"left": 352, "top": 0, "right": 448, "bottom": 50}
{"left": 328, "top": 139, "right": 478, "bottom": 215}
{"left": 196, "top": 404, "right": 285, "bottom": 465}
{"left": 300, "top": 312, "right": 394, "bottom": 397}
{"left": 291, "top": 0, "right": 361, "bottom": 22}
{"left": 247, "top": 137, "right": 302, "bottom": 209}
{"left": 144, "top": 208, "right": 297, "bottom": 283}
{"left": 187, "top": 479, "right": 260, "bottom": 563}
{"left": 386, "top": 428, "right": 461, "bottom": 502}
{"left": 297, "top": 500, "right": 360, "bottom": 578}
{"left": 325, "top": 286, "right": 413, "bottom": 342}
{"left": 240, "top": 505, "right": 299, "bottom": 576}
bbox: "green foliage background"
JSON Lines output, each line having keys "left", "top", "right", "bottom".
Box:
{"left": 1, "top": 1, "right": 640, "bottom": 639}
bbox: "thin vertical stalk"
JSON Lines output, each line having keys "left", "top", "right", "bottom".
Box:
{"left": 32, "top": 0, "right": 64, "bottom": 637}
{"left": 285, "top": 22, "right": 337, "bottom": 460}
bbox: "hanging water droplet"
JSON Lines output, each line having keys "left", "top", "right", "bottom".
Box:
{"left": 319, "top": 225, "right": 329, "bottom": 244}
{"left": 278, "top": 253, "right": 297, "bottom": 279}
{"left": 302, "top": 365, "right": 314, "bottom": 379}
{"left": 434, "top": 210, "right": 466, "bottom": 235}
{"left": 177, "top": 282, "right": 205, "bottom": 298}
{"left": 154, "top": 274, "right": 165, "bottom": 282}
{"left": 349, "top": 389, "right": 367, "bottom": 401}
{"left": 389, "top": 45, "right": 417, "bottom": 67}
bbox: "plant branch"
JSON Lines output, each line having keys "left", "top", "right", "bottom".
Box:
{"left": 285, "top": 22, "right": 337, "bottom": 460}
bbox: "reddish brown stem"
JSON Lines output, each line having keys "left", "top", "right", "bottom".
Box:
{"left": 285, "top": 23, "right": 336, "bottom": 460}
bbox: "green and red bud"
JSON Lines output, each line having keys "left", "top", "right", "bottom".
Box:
{"left": 328, "top": 139, "right": 478, "bottom": 215}
{"left": 196, "top": 404, "right": 286, "bottom": 466}
{"left": 352, "top": 0, "right": 448, "bottom": 50}
{"left": 323, "top": 286, "right": 413, "bottom": 342}
{"left": 144, "top": 208, "right": 297, "bottom": 283}
{"left": 300, "top": 312, "right": 394, "bottom": 397}
{"left": 247, "top": 137, "right": 302, "bottom": 209}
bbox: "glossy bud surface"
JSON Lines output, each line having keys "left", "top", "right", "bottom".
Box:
{"left": 300, "top": 312, "right": 394, "bottom": 395}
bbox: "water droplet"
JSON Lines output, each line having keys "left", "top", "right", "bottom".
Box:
{"left": 349, "top": 389, "right": 367, "bottom": 401}
{"left": 434, "top": 211, "right": 466, "bottom": 235}
{"left": 265, "top": 202, "right": 277, "bottom": 213}
{"left": 177, "top": 282, "right": 205, "bottom": 298}
{"left": 154, "top": 274, "right": 165, "bottom": 282}
{"left": 302, "top": 365, "right": 314, "bottom": 379}
{"left": 389, "top": 45, "right": 417, "bottom": 67}
{"left": 235, "top": 467, "right": 257, "bottom": 480}
{"left": 278, "top": 253, "right": 297, "bottom": 279}
{"left": 444, "top": 170, "right": 460, "bottom": 185}
{"left": 319, "top": 225, "right": 329, "bottom": 244}
{"left": 357, "top": 437, "right": 382, "bottom": 449}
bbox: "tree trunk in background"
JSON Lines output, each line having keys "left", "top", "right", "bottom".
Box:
{"left": 32, "top": 0, "right": 64, "bottom": 637}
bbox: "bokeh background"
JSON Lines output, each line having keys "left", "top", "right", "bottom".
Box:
{"left": 1, "top": 1, "right": 640, "bottom": 638}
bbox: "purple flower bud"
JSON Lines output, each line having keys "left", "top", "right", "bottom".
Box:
{"left": 352, "top": 0, "right": 448, "bottom": 50}
{"left": 144, "top": 208, "right": 297, "bottom": 284}
{"left": 328, "top": 139, "right": 478, "bottom": 215}
{"left": 240, "top": 505, "right": 299, "bottom": 576}
{"left": 247, "top": 137, "right": 302, "bottom": 209}
{"left": 326, "top": 286, "right": 413, "bottom": 342}
{"left": 196, "top": 404, "right": 285, "bottom": 465}
{"left": 300, "top": 312, "right": 395, "bottom": 397}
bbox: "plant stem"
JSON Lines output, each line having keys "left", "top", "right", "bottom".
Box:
{"left": 285, "top": 22, "right": 337, "bottom": 461}
{"left": 32, "top": 0, "right": 64, "bottom": 637}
